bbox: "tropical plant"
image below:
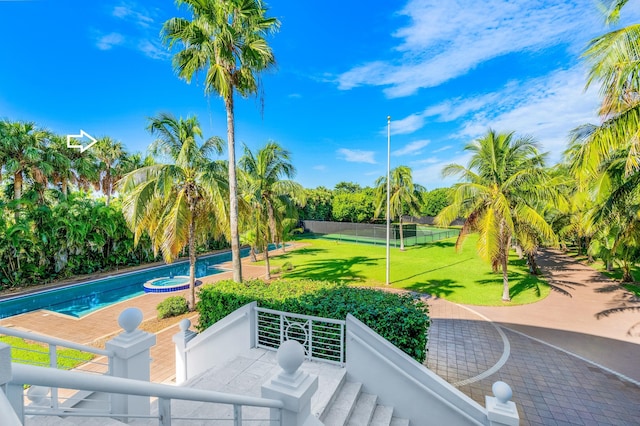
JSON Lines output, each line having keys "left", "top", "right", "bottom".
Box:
{"left": 92, "top": 136, "right": 128, "bottom": 206}
{"left": 118, "top": 113, "right": 228, "bottom": 309}
{"left": 374, "top": 166, "right": 425, "bottom": 250}
{"left": 48, "top": 134, "right": 98, "bottom": 196}
{"left": 238, "top": 141, "right": 304, "bottom": 279}
{"left": 0, "top": 121, "right": 52, "bottom": 214}
{"left": 435, "top": 129, "right": 557, "bottom": 301}
{"left": 578, "top": 0, "right": 640, "bottom": 177}
{"left": 163, "top": 0, "right": 280, "bottom": 283}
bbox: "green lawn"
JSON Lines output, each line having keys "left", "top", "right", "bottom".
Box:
{"left": 0, "top": 336, "right": 95, "bottom": 369}
{"left": 264, "top": 234, "right": 549, "bottom": 306}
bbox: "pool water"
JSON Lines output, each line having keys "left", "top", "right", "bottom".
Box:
{"left": 149, "top": 277, "right": 190, "bottom": 287}
{"left": 0, "top": 247, "right": 259, "bottom": 319}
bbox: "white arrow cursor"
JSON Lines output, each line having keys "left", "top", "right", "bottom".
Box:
{"left": 66, "top": 130, "right": 98, "bottom": 153}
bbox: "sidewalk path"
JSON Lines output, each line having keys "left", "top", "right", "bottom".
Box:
{"left": 469, "top": 248, "right": 640, "bottom": 381}
{"left": 426, "top": 248, "right": 640, "bottom": 425}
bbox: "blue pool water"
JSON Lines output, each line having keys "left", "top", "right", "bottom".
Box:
{"left": 0, "top": 247, "right": 255, "bottom": 319}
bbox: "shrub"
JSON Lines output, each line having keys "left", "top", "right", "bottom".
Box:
{"left": 282, "top": 261, "right": 294, "bottom": 271}
{"left": 196, "top": 279, "right": 429, "bottom": 362}
{"left": 157, "top": 296, "right": 189, "bottom": 319}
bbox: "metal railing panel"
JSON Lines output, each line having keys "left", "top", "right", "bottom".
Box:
{"left": 255, "top": 307, "right": 346, "bottom": 365}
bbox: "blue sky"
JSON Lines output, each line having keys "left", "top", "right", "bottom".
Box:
{"left": 1, "top": 0, "right": 639, "bottom": 190}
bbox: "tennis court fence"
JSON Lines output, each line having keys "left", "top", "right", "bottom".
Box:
{"left": 301, "top": 220, "right": 459, "bottom": 247}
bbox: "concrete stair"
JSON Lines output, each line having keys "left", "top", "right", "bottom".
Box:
{"left": 24, "top": 348, "right": 408, "bottom": 425}
{"left": 321, "top": 380, "right": 410, "bottom": 426}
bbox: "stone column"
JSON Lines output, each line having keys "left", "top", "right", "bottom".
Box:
{"left": 106, "top": 307, "right": 156, "bottom": 422}
{"left": 485, "top": 381, "right": 519, "bottom": 426}
{"left": 173, "top": 318, "right": 197, "bottom": 384}
{"left": 261, "top": 340, "right": 322, "bottom": 426}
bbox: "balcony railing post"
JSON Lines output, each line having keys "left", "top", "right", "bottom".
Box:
{"left": 106, "top": 308, "right": 156, "bottom": 422}
{"left": 234, "top": 404, "right": 243, "bottom": 426}
{"left": 173, "top": 319, "right": 197, "bottom": 385}
{"left": 158, "top": 397, "right": 172, "bottom": 426}
{"left": 262, "top": 340, "right": 321, "bottom": 426}
{"left": 48, "top": 344, "right": 58, "bottom": 409}
{"left": 485, "top": 381, "right": 519, "bottom": 425}
{"left": 1, "top": 343, "right": 23, "bottom": 425}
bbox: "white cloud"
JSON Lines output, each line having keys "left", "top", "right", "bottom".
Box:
{"left": 96, "top": 32, "right": 124, "bottom": 50}
{"left": 288, "top": 93, "right": 302, "bottom": 99}
{"left": 390, "top": 66, "right": 600, "bottom": 163}
{"left": 337, "top": 0, "right": 605, "bottom": 98}
{"left": 412, "top": 153, "right": 473, "bottom": 189}
{"left": 137, "top": 39, "right": 170, "bottom": 60}
{"left": 455, "top": 67, "right": 600, "bottom": 162}
{"left": 313, "top": 164, "right": 326, "bottom": 171}
{"left": 113, "top": 3, "right": 155, "bottom": 27}
{"left": 392, "top": 139, "right": 429, "bottom": 156}
{"left": 337, "top": 148, "right": 377, "bottom": 164}
{"left": 433, "top": 145, "right": 452, "bottom": 153}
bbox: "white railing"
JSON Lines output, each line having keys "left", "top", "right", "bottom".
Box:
{"left": 9, "top": 363, "right": 283, "bottom": 425}
{"left": 255, "top": 307, "right": 346, "bottom": 365}
{"left": 0, "top": 326, "right": 114, "bottom": 413}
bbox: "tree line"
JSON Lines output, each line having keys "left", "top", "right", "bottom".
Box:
{"left": 1, "top": 0, "right": 638, "bottom": 306}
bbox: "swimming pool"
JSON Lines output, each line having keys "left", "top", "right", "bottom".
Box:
{"left": 0, "top": 248, "right": 250, "bottom": 319}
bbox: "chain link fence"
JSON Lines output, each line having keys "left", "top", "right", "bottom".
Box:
{"left": 301, "top": 220, "right": 459, "bottom": 247}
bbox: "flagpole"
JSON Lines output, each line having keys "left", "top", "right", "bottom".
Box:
{"left": 386, "top": 116, "right": 391, "bottom": 286}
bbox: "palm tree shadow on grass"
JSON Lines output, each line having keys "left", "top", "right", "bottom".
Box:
{"left": 282, "top": 256, "right": 380, "bottom": 283}
{"left": 406, "top": 279, "right": 462, "bottom": 298}
{"left": 475, "top": 270, "right": 549, "bottom": 300}
{"left": 268, "top": 247, "right": 326, "bottom": 262}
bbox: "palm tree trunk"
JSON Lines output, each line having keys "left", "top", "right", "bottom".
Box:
{"left": 188, "top": 216, "right": 197, "bottom": 311}
{"left": 225, "top": 93, "right": 243, "bottom": 283}
{"left": 502, "top": 236, "right": 512, "bottom": 302}
{"left": 14, "top": 171, "right": 22, "bottom": 221}
{"left": 399, "top": 216, "right": 405, "bottom": 251}
{"left": 105, "top": 170, "right": 112, "bottom": 206}
{"left": 264, "top": 242, "right": 271, "bottom": 280}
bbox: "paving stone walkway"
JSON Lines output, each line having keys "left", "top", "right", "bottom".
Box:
{"left": 426, "top": 249, "right": 640, "bottom": 426}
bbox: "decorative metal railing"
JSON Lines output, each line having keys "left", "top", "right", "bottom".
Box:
{"left": 255, "top": 307, "right": 346, "bottom": 365}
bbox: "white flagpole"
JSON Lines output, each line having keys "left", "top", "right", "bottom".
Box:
{"left": 386, "top": 116, "right": 391, "bottom": 286}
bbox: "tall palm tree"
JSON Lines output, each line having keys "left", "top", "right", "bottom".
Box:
{"left": 435, "top": 130, "right": 557, "bottom": 302}
{"left": 0, "top": 121, "right": 52, "bottom": 217}
{"left": 373, "top": 166, "right": 425, "bottom": 251}
{"left": 163, "top": 0, "right": 279, "bottom": 283}
{"left": 239, "top": 141, "right": 304, "bottom": 280}
{"left": 48, "top": 135, "right": 98, "bottom": 196}
{"left": 93, "top": 137, "right": 127, "bottom": 206}
{"left": 117, "top": 113, "right": 228, "bottom": 309}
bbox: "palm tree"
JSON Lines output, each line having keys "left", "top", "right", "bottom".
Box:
{"left": 577, "top": 1, "right": 640, "bottom": 177}
{"left": 93, "top": 137, "right": 130, "bottom": 206}
{"left": 435, "top": 130, "right": 557, "bottom": 302}
{"left": 0, "top": 121, "right": 52, "bottom": 217}
{"left": 162, "top": 0, "right": 279, "bottom": 283}
{"left": 373, "top": 166, "right": 425, "bottom": 251}
{"left": 239, "top": 141, "right": 304, "bottom": 280}
{"left": 117, "top": 113, "right": 228, "bottom": 310}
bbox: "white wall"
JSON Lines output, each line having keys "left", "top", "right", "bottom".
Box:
{"left": 345, "top": 315, "right": 489, "bottom": 425}
{"left": 183, "top": 302, "right": 256, "bottom": 380}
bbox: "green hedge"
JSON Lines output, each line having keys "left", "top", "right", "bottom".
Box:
{"left": 196, "top": 279, "right": 430, "bottom": 362}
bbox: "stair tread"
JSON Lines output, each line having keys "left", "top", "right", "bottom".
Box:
{"left": 370, "top": 405, "right": 394, "bottom": 426}
{"left": 322, "top": 381, "right": 362, "bottom": 426}
{"left": 347, "top": 392, "right": 378, "bottom": 426}
{"left": 390, "top": 417, "right": 410, "bottom": 426}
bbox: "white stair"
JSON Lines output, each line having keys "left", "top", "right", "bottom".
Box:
{"left": 322, "top": 380, "right": 410, "bottom": 426}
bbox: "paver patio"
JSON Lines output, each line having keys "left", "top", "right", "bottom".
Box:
{"left": 427, "top": 248, "right": 640, "bottom": 425}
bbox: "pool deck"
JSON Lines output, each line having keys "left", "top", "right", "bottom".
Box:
{"left": 0, "top": 247, "right": 290, "bottom": 383}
